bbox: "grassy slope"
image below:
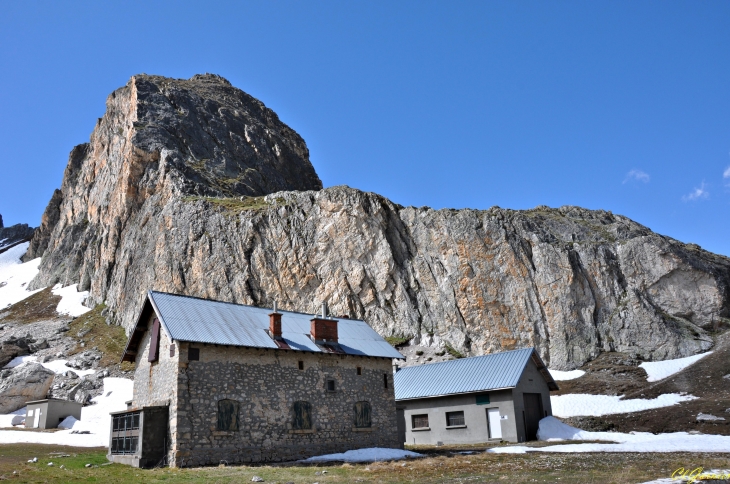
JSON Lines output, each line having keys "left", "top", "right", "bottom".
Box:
{"left": 0, "top": 443, "right": 727, "bottom": 483}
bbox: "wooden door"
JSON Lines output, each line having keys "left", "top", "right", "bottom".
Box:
{"left": 522, "top": 393, "right": 543, "bottom": 441}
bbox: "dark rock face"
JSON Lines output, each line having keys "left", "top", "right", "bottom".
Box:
{"left": 25, "top": 74, "right": 730, "bottom": 369}
{"left": 0, "top": 213, "right": 35, "bottom": 254}
{"left": 26, "top": 73, "right": 322, "bottom": 288}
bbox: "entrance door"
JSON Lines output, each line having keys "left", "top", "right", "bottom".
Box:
{"left": 487, "top": 408, "right": 502, "bottom": 439}
{"left": 523, "top": 393, "right": 543, "bottom": 441}
{"left": 396, "top": 407, "right": 406, "bottom": 445}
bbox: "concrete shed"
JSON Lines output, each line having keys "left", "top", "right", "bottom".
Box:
{"left": 25, "top": 399, "right": 83, "bottom": 429}
{"left": 393, "top": 348, "right": 558, "bottom": 445}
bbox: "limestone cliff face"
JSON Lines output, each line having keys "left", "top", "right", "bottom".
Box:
{"left": 26, "top": 75, "right": 730, "bottom": 369}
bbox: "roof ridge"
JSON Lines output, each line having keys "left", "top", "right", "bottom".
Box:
{"left": 148, "top": 290, "right": 364, "bottom": 322}
{"left": 397, "top": 347, "right": 534, "bottom": 372}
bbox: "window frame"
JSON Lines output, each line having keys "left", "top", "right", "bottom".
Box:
{"left": 326, "top": 379, "right": 336, "bottom": 392}
{"left": 445, "top": 410, "right": 466, "bottom": 428}
{"left": 292, "top": 401, "right": 313, "bottom": 430}
{"left": 411, "top": 413, "right": 429, "bottom": 430}
{"left": 353, "top": 401, "right": 372, "bottom": 428}
{"left": 216, "top": 399, "right": 240, "bottom": 431}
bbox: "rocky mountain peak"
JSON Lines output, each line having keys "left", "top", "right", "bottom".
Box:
{"left": 21, "top": 74, "right": 730, "bottom": 369}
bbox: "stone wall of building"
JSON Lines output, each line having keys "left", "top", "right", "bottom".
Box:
{"left": 171, "top": 343, "right": 400, "bottom": 466}
{"left": 132, "top": 312, "right": 180, "bottom": 465}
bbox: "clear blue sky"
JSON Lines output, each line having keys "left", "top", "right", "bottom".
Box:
{"left": 1, "top": 2, "right": 729, "bottom": 255}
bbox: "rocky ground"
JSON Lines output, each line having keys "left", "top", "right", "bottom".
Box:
{"left": 0, "top": 289, "right": 131, "bottom": 415}
{"left": 555, "top": 329, "right": 730, "bottom": 435}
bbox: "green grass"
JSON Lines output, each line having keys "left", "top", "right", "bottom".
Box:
{"left": 183, "top": 195, "right": 272, "bottom": 214}
{"left": 385, "top": 336, "right": 409, "bottom": 347}
{"left": 0, "top": 287, "right": 61, "bottom": 324}
{"left": 1, "top": 443, "right": 729, "bottom": 483}
{"left": 444, "top": 343, "right": 464, "bottom": 359}
{"left": 67, "top": 304, "right": 134, "bottom": 370}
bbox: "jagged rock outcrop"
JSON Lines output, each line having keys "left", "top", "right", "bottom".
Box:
{"left": 0, "top": 363, "right": 55, "bottom": 414}
{"left": 0, "top": 213, "right": 35, "bottom": 254}
{"left": 25, "top": 74, "right": 730, "bottom": 369}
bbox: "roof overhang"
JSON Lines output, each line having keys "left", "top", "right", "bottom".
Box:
{"left": 530, "top": 349, "right": 560, "bottom": 391}
{"left": 395, "top": 385, "right": 516, "bottom": 402}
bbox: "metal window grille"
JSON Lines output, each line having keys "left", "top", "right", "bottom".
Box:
{"left": 412, "top": 414, "right": 429, "bottom": 429}
{"left": 446, "top": 411, "right": 465, "bottom": 427}
{"left": 110, "top": 412, "right": 141, "bottom": 455}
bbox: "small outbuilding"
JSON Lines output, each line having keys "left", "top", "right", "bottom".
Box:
{"left": 25, "top": 399, "right": 83, "bottom": 429}
{"left": 393, "top": 348, "right": 558, "bottom": 445}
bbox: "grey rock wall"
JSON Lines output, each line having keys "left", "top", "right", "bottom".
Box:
{"left": 25, "top": 75, "right": 730, "bottom": 370}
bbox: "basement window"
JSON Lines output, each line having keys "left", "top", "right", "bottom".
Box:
{"left": 188, "top": 347, "right": 199, "bottom": 361}
{"left": 298, "top": 360, "right": 304, "bottom": 370}
{"left": 326, "top": 379, "right": 336, "bottom": 392}
{"left": 356, "top": 366, "right": 362, "bottom": 375}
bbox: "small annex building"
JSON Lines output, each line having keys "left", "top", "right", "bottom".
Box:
{"left": 24, "top": 399, "right": 83, "bottom": 429}
{"left": 109, "top": 290, "right": 404, "bottom": 468}
{"left": 393, "top": 348, "right": 558, "bottom": 445}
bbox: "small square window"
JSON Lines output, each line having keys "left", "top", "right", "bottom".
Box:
{"left": 446, "top": 411, "right": 465, "bottom": 427}
{"left": 356, "top": 367, "right": 362, "bottom": 375}
{"left": 298, "top": 360, "right": 304, "bottom": 370}
{"left": 412, "top": 414, "right": 429, "bottom": 429}
{"left": 326, "top": 379, "right": 336, "bottom": 392}
{"left": 188, "top": 347, "right": 200, "bottom": 361}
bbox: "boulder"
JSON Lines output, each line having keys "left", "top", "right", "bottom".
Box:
{"left": 0, "top": 363, "right": 55, "bottom": 413}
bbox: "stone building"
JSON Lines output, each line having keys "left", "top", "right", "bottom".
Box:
{"left": 394, "top": 348, "right": 558, "bottom": 445}
{"left": 109, "top": 290, "right": 404, "bottom": 467}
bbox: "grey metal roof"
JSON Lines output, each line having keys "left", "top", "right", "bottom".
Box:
{"left": 394, "top": 348, "right": 540, "bottom": 400}
{"left": 147, "top": 291, "right": 403, "bottom": 359}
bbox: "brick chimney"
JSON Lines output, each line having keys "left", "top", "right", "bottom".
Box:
{"left": 269, "top": 301, "right": 282, "bottom": 338}
{"left": 310, "top": 302, "right": 338, "bottom": 343}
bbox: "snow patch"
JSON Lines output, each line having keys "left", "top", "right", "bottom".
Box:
{"left": 551, "top": 393, "right": 697, "bottom": 418}
{"left": 0, "top": 377, "right": 132, "bottom": 446}
{"left": 0, "top": 407, "right": 26, "bottom": 427}
{"left": 487, "top": 417, "right": 730, "bottom": 453}
{"left": 3, "top": 357, "right": 95, "bottom": 377}
{"left": 52, "top": 283, "right": 91, "bottom": 317}
{"left": 640, "top": 352, "right": 713, "bottom": 382}
{"left": 3, "top": 355, "right": 38, "bottom": 368}
{"left": 0, "top": 243, "right": 42, "bottom": 310}
{"left": 302, "top": 447, "right": 423, "bottom": 463}
{"left": 548, "top": 369, "right": 585, "bottom": 381}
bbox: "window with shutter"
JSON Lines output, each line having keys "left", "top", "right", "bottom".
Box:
{"left": 293, "top": 401, "right": 312, "bottom": 430}
{"left": 148, "top": 319, "right": 160, "bottom": 362}
{"left": 353, "top": 401, "right": 372, "bottom": 428}
{"left": 217, "top": 399, "right": 240, "bottom": 431}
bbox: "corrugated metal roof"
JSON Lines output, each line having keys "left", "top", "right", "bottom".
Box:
{"left": 393, "top": 348, "right": 536, "bottom": 400}
{"left": 147, "top": 291, "right": 404, "bottom": 359}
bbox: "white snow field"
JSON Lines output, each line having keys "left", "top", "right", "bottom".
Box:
{"left": 302, "top": 447, "right": 423, "bottom": 463}
{"left": 551, "top": 393, "right": 697, "bottom": 418}
{"left": 52, "top": 283, "right": 91, "bottom": 317}
{"left": 0, "top": 378, "right": 132, "bottom": 447}
{"left": 3, "top": 356, "right": 96, "bottom": 377}
{"left": 487, "top": 417, "right": 730, "bottom": 454}
{"left": 0, "top": 242, "right": 42, "bottom": 309}
{"left": 639, "top": 352, "right": 713, "bottom": 382}
{"left": 0, "top": 242, "right": 91, "bottom": 316}
{"left": 548, "top": 369, "right": 585, "bottom": 381}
